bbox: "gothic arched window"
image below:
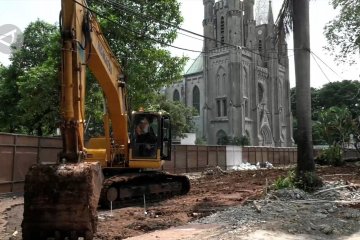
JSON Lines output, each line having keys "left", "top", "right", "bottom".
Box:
{"left": 243, "top": 67, "right": 249, "bottom": 97}
{"left": 193, "top": 86, "right": 200, "bottom": 115}
{"left": 173, "top": 89, "right": 180, "bottom": 101}
{"left": 244, "top": 99, "right": 249, "bottom": 118}
{"left": 220, "top": 16, "right": 225, "bottom": 45}
{"left": 258, "top": 39, "right": 262, "bottom": 52}
{"left": 258, "top": 83, "right": 264, "bottom": 103}
{"left": 216, "top": 67, "right": 225, "bottom": 96}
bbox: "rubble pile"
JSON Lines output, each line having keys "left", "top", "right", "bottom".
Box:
{"left": 231, "top": 161, "right": 274, "bottom": 171}
{"left": 196, "top": 181, "right": 360, "bottom": 239}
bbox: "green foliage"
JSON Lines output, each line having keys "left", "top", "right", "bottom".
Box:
{"left": 317, "top": 81, "right": 360, "bottom": 118}
{"left": 147, "top": 96, "right": 196, "bottom": 138}
{"left": 84, "top": 72, "right": 106, "bottom": 137}
{"left": 273, "top": 170, "right": 295, "bottom": 190}
{"left": 195, "top": 136, "right": 207, "bottom": 145}
{"left": 290, "top": 87, "right": 320, "bottom": 118}
{"left": 324, "top": 0, "right": 360, "bottom": 64}
{"left": 232, "top": 136, "right": 250, "bottom": 146}
{"left": 217, "top": 135, "right": 250, "bottom": 146}
{"left": 0, "top": 0, "right": 187, "bottom": 137}
{"left": 295, "top": 171, "right": 323, "bottom": 192}
{"left": 217, "top": 136, "right": 231, "bottom": 145}
{"left": 314, "top": 106, "right": 356, "bottom": 147}
{"left": 273, "top": 170, "right": 323, "bottom": 192}
{"left": 291, "top": 81, "right": 360, "bottom": 145}
{"left": 0, "top": 65, "right": 21, "bottom": 133}
{"left": 316, "top": 145, "right": 343, "bottom": 166}
{"left": 88, "top": 0, "right": 187, "bottom": 111}
{"left": 0, "top": 20, "right": 60, "bottom": 135}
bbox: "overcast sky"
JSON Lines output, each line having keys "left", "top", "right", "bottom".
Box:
{"left": 0, "top": 0, "right": 359, "bottom": 88}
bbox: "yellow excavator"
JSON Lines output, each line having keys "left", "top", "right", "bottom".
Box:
{"left": 21, "top": 0, "right": 190, "bottom": 239}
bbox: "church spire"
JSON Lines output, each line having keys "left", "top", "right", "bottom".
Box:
{"left": 268, "top": 0, "right": 274, "bottom": 24}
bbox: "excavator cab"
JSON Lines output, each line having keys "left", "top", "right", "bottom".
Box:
{"left": 129, "top": 112, "right": 171, "bottom": 168}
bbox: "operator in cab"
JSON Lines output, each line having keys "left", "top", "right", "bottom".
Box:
{"left": 134, "top": 117, "right": 157, "bottom": 157}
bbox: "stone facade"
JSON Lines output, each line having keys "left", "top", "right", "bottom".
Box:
{"left": 165, "top": 0, "right": 293, "bottom": 146}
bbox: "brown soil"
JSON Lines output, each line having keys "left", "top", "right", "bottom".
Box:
{"left": 1, "top": 163, "right": 359, "bottom": 240}
{"left": 93, "top": 164, "right": 360, "bottom": 239}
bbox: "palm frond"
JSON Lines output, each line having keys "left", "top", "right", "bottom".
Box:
{"left": 275, "top": 0, "right": 293, "bottom": 42}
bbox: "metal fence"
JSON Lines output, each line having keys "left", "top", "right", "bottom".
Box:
{"left": 163, "top": 145, "right": 227, "bottom": 173}
{"left": 0, "top": 133, "right": 62, "bottom": 193}
{"left": 4, "top": 133, "right": 355, "bottom": 194}
{"left": 242, "top": 147, "right": 297, "bottom": 166}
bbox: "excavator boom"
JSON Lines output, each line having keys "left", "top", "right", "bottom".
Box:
{"left": 22, "top": 1, "right": 106, "bottom": 239}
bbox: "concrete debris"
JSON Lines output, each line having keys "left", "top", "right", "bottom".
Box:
{"left": 202, "top": 166, "right": 227, "bottom": 176}
{"left": 98, "top": 212, "right": 115, "bottom": 221}
{"left": 252, "top": 201, "right": 262, "bottom": 213}
{"left": 231, "top": 162, "right": 274, "bottom": 171}
{"left": 319, "top": 224, "right": 333, "bottom": 235}
{"left": 196, "top": 181, "right": 360, "bottom": 239}
{"left": 271, "top": 188, "right": 309, "bottom": 200}
{"left": 231, "top": 163, "right": 257, "bottom": 171}
{"left": 256, "top": 161, "right": 274, "bottom": 169}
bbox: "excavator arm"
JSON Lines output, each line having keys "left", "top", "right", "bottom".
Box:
{"left": 21, "top": 1, "right": 127, "bottom": 239}
{"left": 60, "top": 0, "right": 128, "bottom": 164}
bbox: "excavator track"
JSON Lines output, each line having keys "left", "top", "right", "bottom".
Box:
{"left": 99, "top": 170, "right": 190, "bottom": 208}
{"left": 22, "top": 162, "right": 103, "bottom": 240}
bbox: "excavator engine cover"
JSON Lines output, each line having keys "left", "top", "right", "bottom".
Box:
{"left": 22, "top": 162, "right": 103, "bottom": 240}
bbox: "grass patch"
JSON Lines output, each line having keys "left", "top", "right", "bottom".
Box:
{"left": 273, "top": 170, "right": 296, "bottom": 190}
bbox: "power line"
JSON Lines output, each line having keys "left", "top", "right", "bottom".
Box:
{"left": 311, "top": 52, "right": 331, "bottom": 83}
{"left": 73, "top": 0, "right": 204, "bottom": 53}
{"left": 73, "top": 0, "right": 291, "bottom": 62}
{"left": 98, "top": 0, "right": 226, "bottom": 46}
{"left": 91, "top": 0, "right": 281, "bottom": 60}
{"left": 100, "top": 0, "right": 206, "bottom": 42}
{"left": 311, "top": 50, "right": 343, "bottom": 80}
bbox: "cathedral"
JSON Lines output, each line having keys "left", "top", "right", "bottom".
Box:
{"left": 165, "top": 0, "right": 293, "bottom": 146}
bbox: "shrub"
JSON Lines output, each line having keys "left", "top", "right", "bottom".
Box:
{"left": 232, "top": 136, "right": 250, "bottom": 146}
{"left": 195, "top": 136, "right": 207, "bottom": 145}
{"left": 316, "top": 145, "right": 343, "bottom": 166}
{"left": 273, "top": 170, "right": 296, "bottom": 190}
{"left": 217, "top": 135, "right": 250, "bottom": 146}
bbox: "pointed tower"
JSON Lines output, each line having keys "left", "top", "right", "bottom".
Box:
{"left": 226, "top": 0, "right": 244, "bottom": 46}
{"left": 203, "top": 0, "right": 215, "bottom": 51}
{"left": 266, "top": 0, "right": 282, "bottom": 146}
{"left": 244, "top": 0, "right": 256, "bottom": 48}
{"left": 255, "top": 0, "right": 269, "bottom": 24}
{"left": 266, "top": 0, "right": 276, "bottom": 62}
{"left": 267, "top": 0, "right": 274, "bottom": 26}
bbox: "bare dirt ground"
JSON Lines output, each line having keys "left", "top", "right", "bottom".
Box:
{"left": 1, "top": 163, "right": 359, "bottom": 240}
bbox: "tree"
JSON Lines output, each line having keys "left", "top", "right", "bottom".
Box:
{"left": 290, "top": 87, "right": 320, "bottom": 118}
{"left": 0, "top": 64, "right": 22, "bottom": 133}
{"left": 0, "top": 20, "right": 61, "bottom": 135}
{"left": 315, "top": 106, "right": 355, "bottom": 147}
{"left": 88, "top": 0, "right": 187, "bottom": 111}
{"left": 317, "top": 80, "right": 360, "bottom": 118}
{"left": 324, "top": 0, "right": 360, "bottom": 64}
{"left": 314, "top": 106, "right": 359, "bottom": 165}
{"left": 148, "top": 95, "right": 195, "bottom": 138}
{"left": 277, "top": 0, "right": 321, "bottom": 189}
{"left": 0, "top": 0, "right": 187, "bottom": 137}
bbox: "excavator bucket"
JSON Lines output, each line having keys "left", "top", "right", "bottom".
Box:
{"left": 22, "top": 162, "right": 103, "bottom": 240}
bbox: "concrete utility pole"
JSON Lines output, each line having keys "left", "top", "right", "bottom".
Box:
{"left": 293, "top": 0, "right": 315, "bottom": 173}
